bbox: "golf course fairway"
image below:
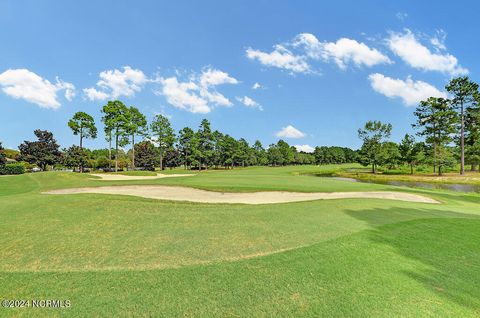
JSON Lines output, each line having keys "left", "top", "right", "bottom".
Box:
{"left": 1, "top": 165, "right": 479, "bottom": 317}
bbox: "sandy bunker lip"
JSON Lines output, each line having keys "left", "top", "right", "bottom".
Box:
{"left": 44, "top": 185, "right": 439, "bottom": 204}
{"left": 89, "top": 173, "right": 195, "bottom": 181}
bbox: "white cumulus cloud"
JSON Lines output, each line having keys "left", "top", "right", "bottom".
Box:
{"left": 0, "top": 68, "right": 75, "bottom": 109}
{"left": 157, "top": 77, "right": 210, "bottom": 114}
{"left": 387, "top": 29, "right": 467, "bottom": 76}
{"left": 294, "top": 144, "right": 315, "bottom": 153}
{"left": 155, "top": 68, "right": 239, "bottom": 113}
{"left": 199, "top": 68, "right": 238, "bottom": 87}
{"left": 294, "top": 33, "right": 392, "bottom": 69}
{"left": 275, "top": 125, "right": 306, "bottom": 139}
{"left": 246, "top": 45, "right": 311, "bottom": 74}
{"left": 368, "top": 73, "right": 447, "bottom": 106}
{"left": 248, "top": 33, "right": 391, "bottom": 74}
{"left": 83, "top": 66, "right": 148, "bottom": 101}
{"left": 236, "top": 96, "right": 263, "bottom": 110}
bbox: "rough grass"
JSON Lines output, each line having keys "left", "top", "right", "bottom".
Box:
{"left": 1, "top": 165, "right": 479, "bottom": 317}
{"left": 338, "top": 169, "right": 480, "bottom": 185}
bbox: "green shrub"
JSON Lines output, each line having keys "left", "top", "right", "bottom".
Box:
{"left": 21, "top": 161, "right": 37, "bottom": 171}
{"left": 0, "top": 162, "right": 26, "bottom": 175}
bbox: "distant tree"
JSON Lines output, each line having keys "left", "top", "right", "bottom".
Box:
{"left": 277, "top": 140, "right": 294, "bottom": 165}
{"left": 413, "top": 97, "right": 457, "bottom": 175}
{"left": 95, "top": 156, "right": 111, "bottom": 170}
{"left": 378, "top": 142, "right": 401, "bottom": 170}
{"left": 465, "top": 94, "right": 480, "bottom": 171}
{"left": 126, "top": 106, "right": 147, "bottom": 169}
{"left": 178, "top": 127, "right": 196, "bottom": 169}
{"left": 236, "top": 138, "right": 250, "bottom": 167}
{"left": 219, "top": 134, "right": 237, "bottom": 168}
{"left": 357, "top": 121, "right": 392, "bottom": 173}
{"left": 399, "top": 134, "right": 425, "bottom": 174}
{"left": 446, "top": 76, "right": 479, "bottom": 175}
{"left": 196, "top": 119, "right": 214, "bottom": 170}
{"left": 267, "top": 144, "right": 283, "bottom": 166}
{"left": 63, "top": 145, "right": 88, "bottom": 172}
{"left": 101, "top": 101, "right": 130, "bottom": 172}
{"left": 103, "top": 123, "right": 113, "bottom": 168}
{"left": 68, "top": 112, "right": 97, "bottom": 172}
{"left": 150, "top": 114, "right": 176, "bottom": 170}
{"left": 434, "top": 145, "right": 456, "bottom": 176}
{"left": 252, "top": 140, "right": 267, "bottom": 165}
{"left": 68, "top": 112, "right": 97, "bottom": 149}
{"left": 212, "top": 130, "right": 224, "bottom": 168}
{"left": 0, "top": 142, "right": 6, "bottom": 166}
{"left": 18, "top": 129, "right": 62, "bottom": 170}
{"left": 314, "top": 146, "right": 326, "bottom": 165}
{"left": 313, "top": 146, "right": 354, "bottom": 165}
{"left": 294, "top": 151, "right": 315, "bottom": 165}
{"left": 343, "top": 147, "right": 358, "bottom": 163}
{"left": 134, "top": 141, "right": 156, "bottom": 171}
{"left": 329, "top": 147, "right": 346, "bottom": 164}
{"left": 164, "top": 148, "right": 181, "bottom": 169}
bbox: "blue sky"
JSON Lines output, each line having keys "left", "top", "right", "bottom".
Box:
{"left": 0, "top": 0, "right": 478, "bottom": 152}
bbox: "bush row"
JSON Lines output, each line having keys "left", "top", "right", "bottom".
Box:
{"left": 0, "top": 163, "right": 26, "bottom": 175}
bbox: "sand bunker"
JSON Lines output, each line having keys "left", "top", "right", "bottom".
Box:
{"left": 45, "top": 185, "right": 439, "bottom": 204}
{"left": 89, "top": 173, "right": 194, "bottom": 181}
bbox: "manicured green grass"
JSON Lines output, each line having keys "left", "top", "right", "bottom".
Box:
{"left": 0, "top": 165, "right": 479, "bottom": 317}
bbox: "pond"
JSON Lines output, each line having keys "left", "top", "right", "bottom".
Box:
{"left": 331, "top": 177, "right": 480, "bottom": 193}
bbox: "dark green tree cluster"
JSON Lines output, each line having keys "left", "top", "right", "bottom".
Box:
{"left": 12, "top": 99, "right": 357, "bottom": 172}
{"left": 413, "top": 76, "right": 480, "bottom": 175}
{"left": 357, "top": 76, "right": 480, "bottom": 176}
{"left": 18, "top": 130, "right": 62, "bottom": 171}
{"left": 313, "top": 146, "right": 357, "bottom": 165}
{"left": 356, "top": 122, "right": 427, "bottom": 174}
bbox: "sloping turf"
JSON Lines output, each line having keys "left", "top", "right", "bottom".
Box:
{"left": 1, "top": 165, "right": 479, "bottom": 317}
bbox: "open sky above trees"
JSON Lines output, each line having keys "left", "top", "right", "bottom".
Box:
{"left": 1, "top": 1, "right": 479, "bottom": 151}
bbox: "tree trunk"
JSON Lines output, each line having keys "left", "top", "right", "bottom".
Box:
{"left": 159, "top": 149, "right": 163, "bottom": 171}
{"left": 438, "top": 165, "right": 443, "bottom": 176}
{"left": 460, "top": 101, "right": 465, "bottom": 175}
{"left": 79, "top": 129, "right": 83, "bottom": 173}
{"left": 410, "top": 164, "right": 414, "bottom": 175}
{"left": 433, "top": 142, "right": 436, "bottom": 173}
{"left": 79, "top": 129, "right": 83, "bottom": 149}
{"left": 115, "top": 128, "right": 119, "bottom": 172}
{"left": 108, "top": 131, "right": 112, "bottom": 169}
{"left": 471, "top": 164, "right": 478, "bottom": 172}
{"left": 131, "top": 134, "right": 135, "bottom": 170}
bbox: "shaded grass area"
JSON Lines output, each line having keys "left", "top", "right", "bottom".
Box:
{"left": 1, "top": 217, "right": 479, "bottom": 317}
{"left": 1, "top": 193, "right": 473, "bottom": 272}
{"left": 1, "top": 165, "right": 480, "bottom": 316}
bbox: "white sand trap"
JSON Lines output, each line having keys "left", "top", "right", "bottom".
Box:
{"left": 45, "top": 185, "right": 439, "bottom": 204}
{"left": 89, "top": 173, "right": 194, "bottom": 181}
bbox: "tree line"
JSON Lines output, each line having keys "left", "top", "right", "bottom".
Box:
{"left": 357, "top": 76, "right": 480, "bottom": 176}
{"left": 2, "top": 100, "right": 357, "bottom": 173}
